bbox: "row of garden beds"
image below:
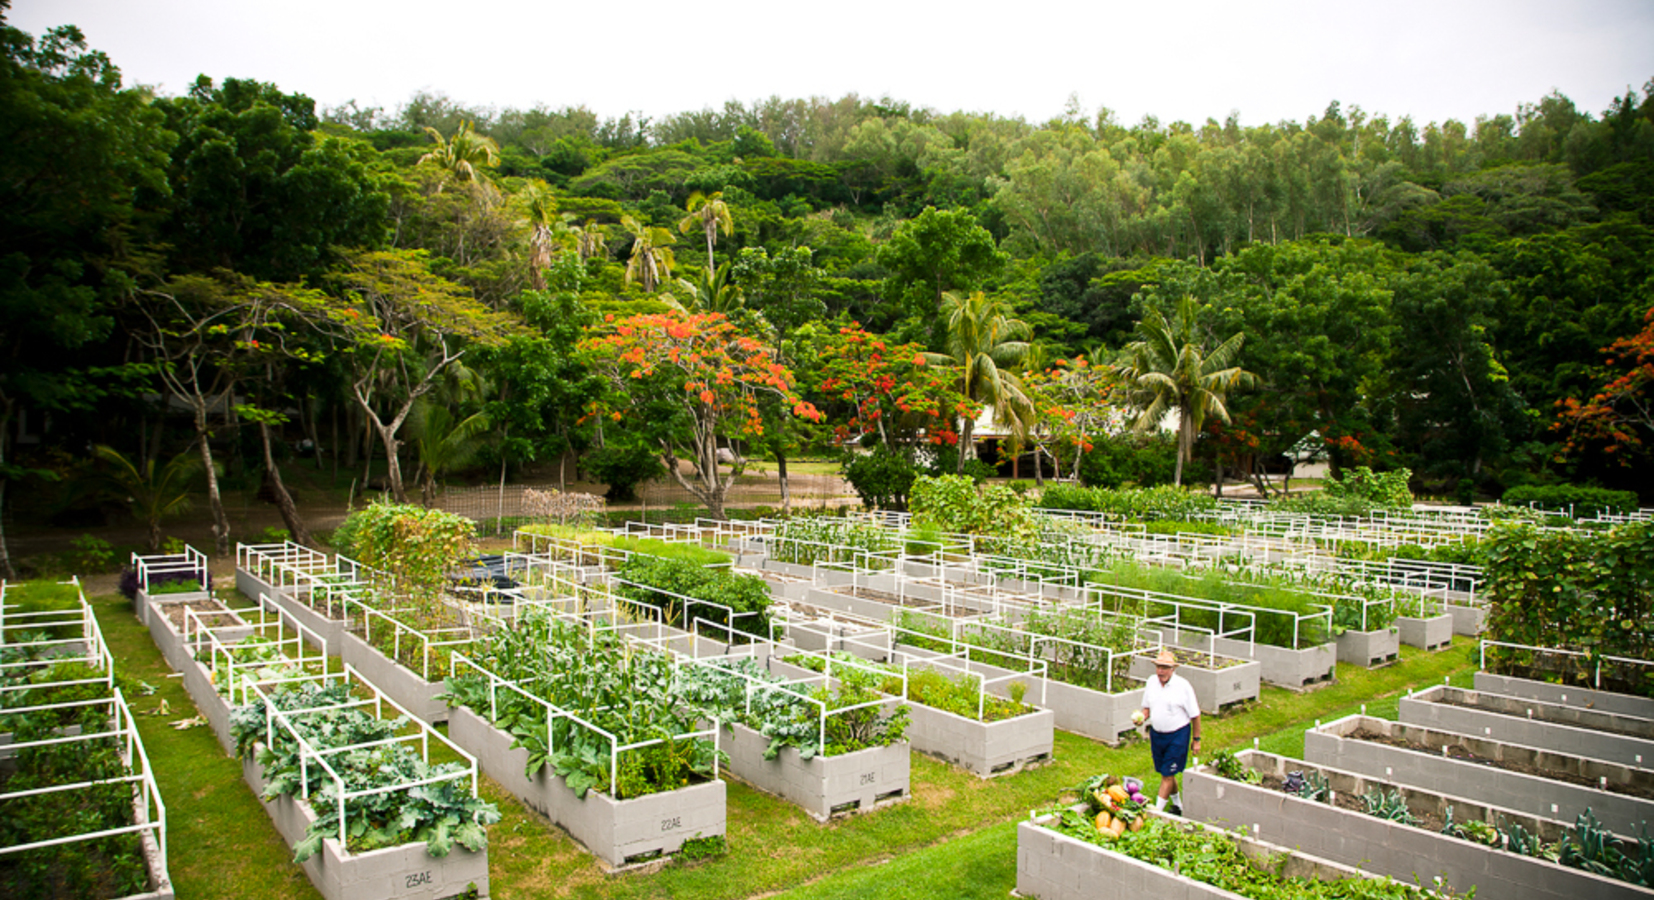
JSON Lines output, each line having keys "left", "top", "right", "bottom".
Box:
{"left": 2, "top": 577, "right": 172, "bottom": 900}
{"left": 135, "top": 555, "right": 495, "bottom": 900}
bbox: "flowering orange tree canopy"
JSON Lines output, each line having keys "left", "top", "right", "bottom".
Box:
{"left": 581, "top": 310, "right": 820, "bottom": 518}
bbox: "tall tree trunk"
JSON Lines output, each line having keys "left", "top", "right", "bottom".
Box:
{"left": 956, "top": 417, "right": 976, "bottom": 473}
{"left": 259, "top": 421, "right": 314, "bottom": 546}
{"left": 1174, "top": 412, "right": 1191, "bottom": 487}
{"left": 0, "top": 399, "right": 15, "bottom": 579}
{"left": 193, "top": 403, "right": 232, "bottom": 557}
{"left": 330, "top": 401, "right": 340, "bottom": 485}
{"left": 777, "top": 450, "right": 790, "bottom": 516}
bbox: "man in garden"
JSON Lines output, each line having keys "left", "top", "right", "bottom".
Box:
{"left": 1135, "top": 649, "right": 1202, "bottom": 813}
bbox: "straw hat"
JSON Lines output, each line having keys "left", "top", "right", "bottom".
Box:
{"left": 1153, "top": 649, "right": 1179, "bottom": 668}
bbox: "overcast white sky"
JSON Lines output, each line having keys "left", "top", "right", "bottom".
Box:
{"left": 11, "top": 0, "right": 1654, "bottom": 130}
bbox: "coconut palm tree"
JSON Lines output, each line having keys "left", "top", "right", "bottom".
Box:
{"left": 568, "top": 216, "right": 610, "bottom": 263}
{"left": 419, "top": 121, "right": 499, "bottom": 190}
{"left": 1117, "top": 295, "right": 1254, "bottom": 486}
{"left": 519, "top": 183, "right": 563, "bottom": 290}
{"left": 923, "top": 291, "right": 1034, "bottom": 473}
{"left": 678, "top": 191, "right": 734, "bottom": 269}
{"left": 91, "top": 445, "right": 202, "bottom": 553}
{"left": 621, "top": 215, "right": 677, "bottom": 292}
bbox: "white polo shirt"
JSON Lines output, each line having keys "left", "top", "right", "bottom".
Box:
{"left": 1142, "top": 671, "right": 1200, "bottom": 733}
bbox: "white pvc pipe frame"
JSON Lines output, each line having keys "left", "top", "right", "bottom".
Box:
{"left": 248, "top": 664, "right": 481, "bottom": 852}
{"left": 1477, "top": 639, "right": 1654, "bottom": 692}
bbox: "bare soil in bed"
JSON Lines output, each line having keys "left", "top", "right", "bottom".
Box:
{"left": 1347, "top": 727, "right": 1654, "bottom": 800}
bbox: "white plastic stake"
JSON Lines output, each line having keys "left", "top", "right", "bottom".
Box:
{"left": 1361, "top": 704, "right": 1367, "bottom": 715}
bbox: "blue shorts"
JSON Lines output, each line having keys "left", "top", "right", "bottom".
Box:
{"left": 1150, "top": 724, "right": 1191, "bottom": 777}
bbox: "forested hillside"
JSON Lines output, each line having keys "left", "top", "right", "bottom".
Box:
{"left": 3, "top": 6, "right": 1650, "bottom": 573}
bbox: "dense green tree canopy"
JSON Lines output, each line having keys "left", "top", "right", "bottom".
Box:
{"left": 3, "top": 1, "right": 1653, "bottom": 565}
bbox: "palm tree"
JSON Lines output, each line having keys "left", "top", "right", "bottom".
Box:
{"left": 621, "top": 215, "right": 677, "bottom": 292}
{"left": 568, "top": 216, "right": 610, "bottom": 263}
{"left": 408, "top": 402, "right": 492, "bottom": 508}
{"left": 923, "top": 291, "right": 1034, "bottom": 473}
{"left": 92, "top": 445, "right": 202, "bottom": 553}
{"left": 671, "top": 262, "right": 743, "bottom": 315}
{"left": 678, "top": 191, "right": 734, "bottom": 269}
{"left": 519, "top": 182, "right": 562, "bottom": 290}
{"left": 419, "top": 121, "right": 500, "bottom": 190}
{"left": 1117, "top": 295, "right": 1254, "bottom": 486}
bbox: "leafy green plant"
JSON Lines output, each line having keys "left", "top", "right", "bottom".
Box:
{"left": 1323, "top": 466, "right": 1414, "bottom": 509}
{"left": 1559, "top": 809, "right": 1652, "bottom": 886}
{"left": 66, "top": 534, "right": 116, "bottom": 573}
{"left": 349, "top": 501, "right": 475, "bottom": 627}
{"left": 1036, "top": 483, "right": 1218, "bottom": 522}
{"left": 769, "top": 517, "right": 900, "bottom": 567}
{"left": 441, "top": 612, "right": 721, "bottom": 800}
{"left": 909, "top": 474, "right": 1037, "bottom": 538}
{"left": 1209, "top": 750, "right": 1261, "bottom": 785}
{"left": 783, "top": 652, "right": 1031, "bottom": 722}
{"left": 1482, "top": 521, "right": 1654, "bottom": 697}
{"left": 1359, "top": 787, "right": 1419, "bottom": 826}
{"left": 0, "top": 720, "right": 148, "bottom": 898}
{"left": 614, "top": 554, "right": 772, "bottom": 640}
{"left": 148, "top": 578, "right": 204, "bottom": 595}
{"left": 677, "top": 657, "right": 908, "bottom": 759}
{"left": 1502, "top": 483, "right": 1640, "bottom": 519}
{"left": 228, "top": 680, "right": 499, "bottom": 861}
{"left": 1042, "top": 812, "right": 1420, "bottom": 898}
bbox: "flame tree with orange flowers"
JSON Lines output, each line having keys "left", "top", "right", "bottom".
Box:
{"left": 581, "top": 311, "right": 821, "bottom": 519}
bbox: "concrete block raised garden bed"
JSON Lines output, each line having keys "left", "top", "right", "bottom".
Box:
{"left": 1474, "top": 671, "right": 1654, "bottom": 720}
{"left": 1399, "top": 684, "right": 1654, "bottom": 767}
{"left": 1015, "top": 808, "right": 1429, "bottom": 900}
{"left": 716, "top": 718, "right": 908, "bottom": 820}
{"left": 1305, "top": 714, "right": 1654, "bottom": 838}
{"left": 139, "top": 593, "right": 253, "bottom": 676}
{"left": 771, "top": 653, "right": 1053, "bottom": 777}
{"left": 1397, "top": 613, "right": 1453, "bottom": 651}
{"left": 1335, "top": 626, "right": 1399, "bottom": 668}
{"left": 1184, "top": 749, "right": 1649, "bottom": 900}
{"left": 236, "top": 565, "right": 351, "bottom": 652}
{"left": 240, "top": 753, "right": 489, "bottom": 900}
{"left": 448, "top": 706, "right": 725, "bottom": 866}
{"left": 1445, "top": 599, "right": 1487, "bottom": 636}
{"left": 1168, "top": 629, "right": 1335, "bottom": 689}
{"left": 338, "top": 630, "right": 450, "bottom": 725}
{"left": 1126, "top": 648, "right": 1260, "bottom": 715}
{"left": 903, "top": 696, "right": 1053, "bottom": 777}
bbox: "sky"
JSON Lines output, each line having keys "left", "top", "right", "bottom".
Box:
{"left": 10, "top": 0, "right": 1654, "bottom": 131}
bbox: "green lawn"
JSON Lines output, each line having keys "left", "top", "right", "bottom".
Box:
{"left": 89, "top": 585, "right": 1476, "bottom": 900}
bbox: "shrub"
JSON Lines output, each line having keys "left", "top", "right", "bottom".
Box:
{"left": 1035, "top": 483, "right": 1217, "bottom": 522}
{"left": 909, "top": 474, "right": 1035, "bottom": 537}
{"left": 840, "top": 446, "right": 919, "bottom": 511}
{"left": 1076, "top": 434, "right": 1183, "bottom": 488}
{"left": 66, "top": 534, "right": 116, "bottom": 573}
{"left": 1037, "top": 483, "right": 1099, "bottom": 512}
{"left": 1501, "top": 483, "right": 1639, "bottom": 518}
{"left": 583, "top": 440, "right": 667, "bottom": 501}
{"left": 1323, "top": 466, "right": 1413, "bottom": 508}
